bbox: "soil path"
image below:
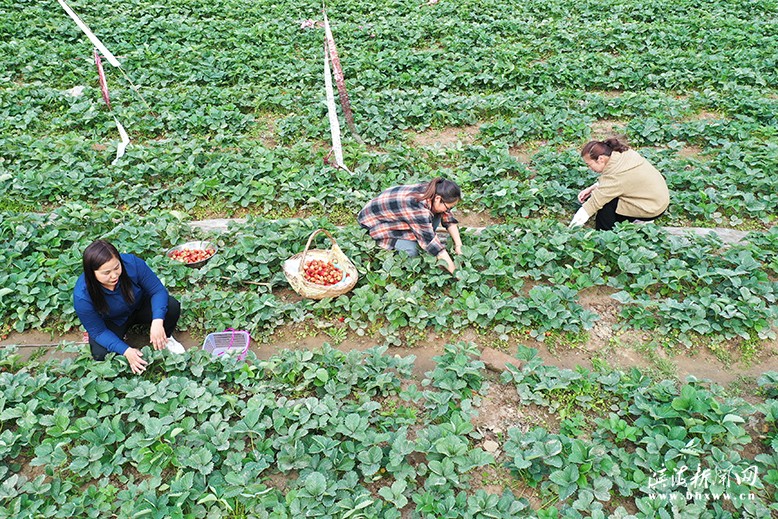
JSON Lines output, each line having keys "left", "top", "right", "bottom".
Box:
{"left": 189, "top": 217, "right": 754, "bottom": 245}
{"left": 4, "top": 310, "right": 776, "bottom": 391}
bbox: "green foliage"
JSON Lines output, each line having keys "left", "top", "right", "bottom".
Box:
{"left": 421, "top": 342, "right": 487, "bottom": 420}
{"left": 0, "top": 343, "right": 534, "bottom": 518}
{"left": 501, "top": 348, "right": 774, "bottom": 516}
{"left": 2, "top": 343, "right": 776, "bottom": 517}
{"left": 0, "top": 0, "right": 777, "bottom": 225}
{"left": 3, "top": 0, "right": 778, "bottom": 516}
{"left": 2, "top": 208, "right": 775, "bottom": 347}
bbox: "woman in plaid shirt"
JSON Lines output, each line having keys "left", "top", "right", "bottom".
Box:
{"left": 358, "top": 178, "right": 463, "bottom": 273}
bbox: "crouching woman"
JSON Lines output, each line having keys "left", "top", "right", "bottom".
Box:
{"left": 570, "top": 138, "right": 670, "bottom": 230}
{"left": 358, "top": 177, "right": 463, "bottom": 273}
{"left": 73, "top": 239, "right": 183, "bottom": 374}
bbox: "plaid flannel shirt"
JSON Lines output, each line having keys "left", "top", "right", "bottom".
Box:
{"left": 358, "top": 183, "right": 458, "bottom": 257}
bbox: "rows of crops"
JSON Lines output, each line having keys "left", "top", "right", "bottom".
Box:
{"left": 2, "top": 0, "right": 777, "bottom": 225}
{"left": 2, "top": 207, "right": 777, "bottom": 345}
{"left": 3, "top": 138, "right": 778, "bottom": 227}
{"left": 2, "top": 343, "right": 778, "bottom": 518}
{"left": 2, "top": 206, "right": 777, "bottom": 515}
{"left": 2, "top": 0, "right": 778, "bottom": 516}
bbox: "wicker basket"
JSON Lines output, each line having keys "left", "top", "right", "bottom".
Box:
{"left": 283, "top": 229, "right": 358, "bottom": 300}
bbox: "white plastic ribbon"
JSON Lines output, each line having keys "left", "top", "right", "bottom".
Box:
{"left": 57, "top": 0, "right": 121, "bottom": 67}
{"left": 58, "top": 1, "right": 133, "bottom": 165}
{"left": 323, "top": 42, "right": 345, "bottom": 170}
{"left": 112, "top": 116, "right": 130, "bottom": 164}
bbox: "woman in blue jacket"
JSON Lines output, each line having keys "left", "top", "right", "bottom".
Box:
{"left": 73, "top": 240, "right": 183, "bottom": 374}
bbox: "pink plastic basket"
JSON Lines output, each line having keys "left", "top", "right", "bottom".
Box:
{"left": 202, "top": 328, "right": 251, "bottom": 361}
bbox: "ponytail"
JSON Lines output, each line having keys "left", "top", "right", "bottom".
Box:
{"left": 417, "top": 177, "right": 461, "bottom": 204}
{"left": 581, "top": 138, "right": 629, "bottom": 160}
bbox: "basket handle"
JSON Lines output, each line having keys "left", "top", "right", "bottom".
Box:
{"left": 237, "top": 332, "right": 251, "bottom": 361}
{"left": 298, "top": 229, "right": 338, "bottom": 274}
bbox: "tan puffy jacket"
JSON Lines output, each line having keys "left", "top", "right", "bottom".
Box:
{"left": 583, "top": 150, "right": 670, "bottom": 219}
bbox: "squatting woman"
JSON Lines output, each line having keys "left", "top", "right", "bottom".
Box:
{"left": 73, "top": 239, "right": 183, "bottom": 374}
{"left": 570, "top": 138, "right": 670, "bottom": 230}
{"left": 358, "top": 177, "right": 463, "bottom": 273}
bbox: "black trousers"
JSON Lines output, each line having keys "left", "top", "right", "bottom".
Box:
{"left": 90, "top": 295, "right": 180, "bottom": 360}
{"left": 595, "top": 198, "right": 663, "bottom": 231}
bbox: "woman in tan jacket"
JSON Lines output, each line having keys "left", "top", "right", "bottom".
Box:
{"left": 569, "top": 138, "right": 670, "bottom": 230}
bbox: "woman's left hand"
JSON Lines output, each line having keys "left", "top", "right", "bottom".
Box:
{"left": 150, "top": 319, "right": 167, "bottom": 350}
{"left": 447, "top": 224, "right": 463, "bottom": 256}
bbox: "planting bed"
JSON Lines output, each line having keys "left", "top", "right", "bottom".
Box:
{"left": 2, "top": 0, "right": 777, "bottom": 516}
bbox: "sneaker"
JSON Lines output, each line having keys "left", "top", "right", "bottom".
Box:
{"left": 165, "top": 336, "right": 186, "bottom": 354}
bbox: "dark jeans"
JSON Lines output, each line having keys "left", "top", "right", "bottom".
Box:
{"left": 595, "top": 198, "right": 663, "bottom": 231}
{"left": 90, "top": 295, "right": 180, "bottom": 360}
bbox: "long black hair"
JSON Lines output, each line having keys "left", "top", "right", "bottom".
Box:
{"left": 417, "top": 177, "right": 461, "bottom": 204}
{"left": 82, "top": 240, "right": 134, "bottom": 315}
{"left": 581, "top": 138, "right": 630, "bottom": 160}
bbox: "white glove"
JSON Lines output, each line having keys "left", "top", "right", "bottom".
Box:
{"left": 165, "top": 336, "right": 186, "bottom": 354}
{"left": 568, "top": 206, "right": 590, "bottom": 228}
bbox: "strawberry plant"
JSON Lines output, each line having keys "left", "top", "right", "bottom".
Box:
{"left": 0, "top": 343, "right": 549, "bottom": 517}
{"left": 3, "top": 342, "right": 778, "bottom": 516}
{"left": 2, "top": 207, "right": 775, "bottom": 347}
{"left": 500, "top": 348, "right": 774, "bottom": 516}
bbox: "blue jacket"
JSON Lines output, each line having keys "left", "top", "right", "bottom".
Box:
{"left": 73, "top": 254, "right": 168, "bottom": 355}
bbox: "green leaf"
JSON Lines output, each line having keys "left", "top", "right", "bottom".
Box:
{"left": 315, "top": 368, "right": 329, "bottom": 383}
{"left": 304, "top": 471, "right": 327, "bottom": 495}
{"left": 197, "top": 494, "right": 218, "bottom": 505}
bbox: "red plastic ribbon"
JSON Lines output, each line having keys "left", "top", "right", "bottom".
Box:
{"left": 94, "top": 49, "right": 111, "bottom": 110}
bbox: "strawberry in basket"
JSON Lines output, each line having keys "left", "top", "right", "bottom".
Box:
{"left": 303, "top": 259, "right": 343, "bottom": 286}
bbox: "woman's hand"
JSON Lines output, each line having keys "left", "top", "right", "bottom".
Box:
{"left": 123, "top": 347, "right": 148, "bottom": 374}
{"left": 578, "top": 184, "right": 598, "bottom": 203}
{"left": 437, "top": 250, "right": 456, "bottom": 273}
{"left": 150, "top": 319, "right": 167, "bottom": 350}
